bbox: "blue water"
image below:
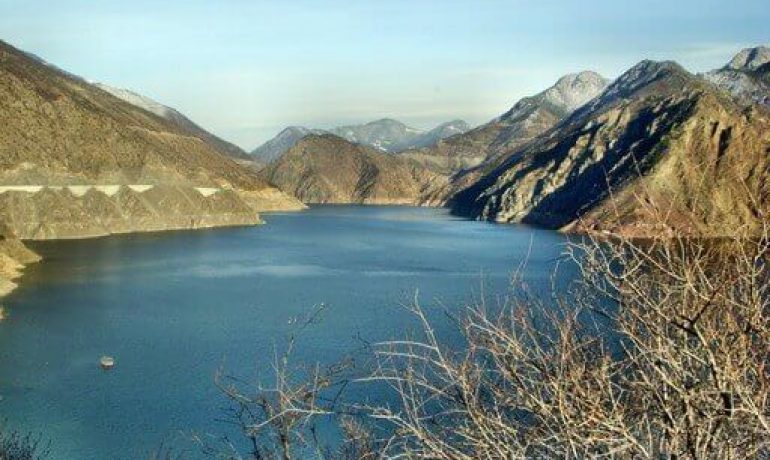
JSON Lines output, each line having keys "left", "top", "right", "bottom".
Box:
{"left": 0, "top": 206, "right": 574, "bottom": 459}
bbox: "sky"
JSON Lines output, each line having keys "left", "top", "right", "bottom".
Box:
{"left": 1, "top": 0, "right": 768, "bottom": 150}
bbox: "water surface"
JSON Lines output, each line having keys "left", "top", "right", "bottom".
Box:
{"left": 0, "top": 206, "right": 573, "bottom": 459}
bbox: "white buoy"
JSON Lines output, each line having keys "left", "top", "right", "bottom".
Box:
{"left": 100, "top": 356, "right": 115, "bottom": 370}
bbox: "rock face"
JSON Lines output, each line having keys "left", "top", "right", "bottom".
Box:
{"left": 94, "top": 83, "right": 255, "bottom": 162}
{"left": 260, "top": 134, "right": 445, "bottom": 204}
{"left": 450, "top": 60, "right": 770, "bottom": 237}
{"left": 0, "top": 224, "right": 40, "bottom": 297}
{"left": 400, "top": 71, "right": 610, "bottom": 174}
{"left": 250, "top": 119, "right": 470, "bottom": 164}
{"left": 0, "top": 40, "right": 303, "bottom": 239}
{"left": 703, "top": 46, "right": 770, "bottom": 107}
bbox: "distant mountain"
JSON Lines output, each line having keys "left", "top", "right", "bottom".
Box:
{"left": 702, "top": 46, "right": 770, "bottom": 106}
{"left": 726, "top": 46, "right": 770, "bottom": 71}
{"left": 330, "top": 118, "right": 423, "bottom": 151}
{"left": 403, "top": 120, "right": 471, "bottom": 150}
{"left": 94, "top": 83, "right": 254, "bottom": 162}
{"left": 250, "top": 126, "right": 327, "bottom": 164}
{"left": 405, "top": 71, "right": 609, "bottom": 178}
{"left": 260, "top": 134, "right": 445, "bottom": 204}
{"left": 449, "top": 59, "right": 769, "bottom": 237}
{"left": 0, "top": 40, "right": 302, "bottom": 239}
{"left": 250, "top": 118, "right": 470, "bottom": 164}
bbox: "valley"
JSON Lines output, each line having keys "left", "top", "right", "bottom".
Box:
{"left": 0, "top": 3, "right": 768, "bottom": 458}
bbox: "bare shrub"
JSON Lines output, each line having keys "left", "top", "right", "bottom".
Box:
{"left": 364, "top": 222, "right": 769, "bottom": 459}
{"left": 198, "top": 305, "right": 362, "bottom": 460}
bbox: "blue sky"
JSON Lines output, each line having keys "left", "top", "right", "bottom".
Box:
{"left": 1, "top": 0, "right": 768, "bottom": 149}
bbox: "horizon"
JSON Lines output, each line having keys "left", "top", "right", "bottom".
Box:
{"left": 2, "top": 0, "right": 768, "bottom": 150}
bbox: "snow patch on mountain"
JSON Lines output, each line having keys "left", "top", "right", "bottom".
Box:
{"left": 94, "top": 84, "right": 177, "bottom": 119}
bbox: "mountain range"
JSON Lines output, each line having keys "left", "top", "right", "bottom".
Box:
{"left": 1, "top": 38, "right": 768, "bottom": 244}
{"left": 450, "top": 57, "right": 769, "bottom": 236}
{"left": 250, "top": 118, "right": 470, "bottom": 164}
{"left": 262, "top": 46, "right": 769, "bottom": 237}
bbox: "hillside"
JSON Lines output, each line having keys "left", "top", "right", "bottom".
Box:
{"left": 0, "top": 40, "right": 303, "bottom": 239}
{"left": 260, "top": 134, "right": 445, "bottom": 204}
{"left": 449, "top": 60, "right": 770, "bottom": 237}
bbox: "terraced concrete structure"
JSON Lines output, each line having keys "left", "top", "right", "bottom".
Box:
{"left": 0, "top": 184, "right": 263, "bottom": 240}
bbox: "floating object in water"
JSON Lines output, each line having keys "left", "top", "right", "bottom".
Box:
{"left": 100, "top": 356, "right": 115, "bottom": 370}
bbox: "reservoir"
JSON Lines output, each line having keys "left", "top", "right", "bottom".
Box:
{"left": 0, "top": 206, "right": 574, "bottom": 459}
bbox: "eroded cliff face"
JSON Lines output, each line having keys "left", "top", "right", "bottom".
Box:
{"left": 0, "top": 40, "right": 303, "bottom": 239}
{"left": 449, "top": 61, "right": 770, "bottom": 237}
{"left": 261, "top": 134, "right": 446, "bottom": 205}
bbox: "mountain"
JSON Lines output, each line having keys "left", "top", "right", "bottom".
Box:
{"left": 330, "top": 118, "right": 423, "bottom": 151}
{"left": 403, "top": 120, "right": 471, "bottom": 150}
{"left": 260, "top": 134, "right": 445, "bottom": 204}
{"left": 93, "top": 83, "right": 254, "bottom": 162}
{"left": 401, "top": 71, "right": 610, "bottom": 174}
{"left": 726, "top": 46, "right": 770, "bottom": 71}
{"left": 702, "top": 46, "right": 770, "bottom": 106}
{"left": 449, "top": 60, "right": 769, "bottom": 237}
{"left": 0, "top": 40, "right": 303, "bottom": 239}
{"left": 251, "top": 126, "right": 327, "bottom": 164}
{"left": 250, "top": 119, "right": 470, "bottom": 164}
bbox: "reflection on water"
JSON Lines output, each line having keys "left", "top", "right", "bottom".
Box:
{"left": 0, "top": 205, "right": 574, "bottom": 459}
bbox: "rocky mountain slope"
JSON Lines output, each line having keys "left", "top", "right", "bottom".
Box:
{"left": 260, "top": 134, "right": 445, "bottom": 204}
{"left": 449, "top": 60, "right": 770, "bottom": 237}
{"left": 250, "top": 119, "right": 470, "bottom": 164}
{"left": 702, "top": 46, "right": 770, "bottom": 107}
{"left": 0, "top": 224, "right": 39, "bottom": 297}
{"left": 400, "top": 71, "right": 609, "bottom": 174}
{"left": 0, "top": 40, "right": 303, "bottom": 239}
{"left": 94, "top": 83, "right": 255, "bottom": 162}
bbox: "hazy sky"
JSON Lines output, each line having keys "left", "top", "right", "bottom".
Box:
{"left": 1, "top": 0, "right": 768, "bottom": 149}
